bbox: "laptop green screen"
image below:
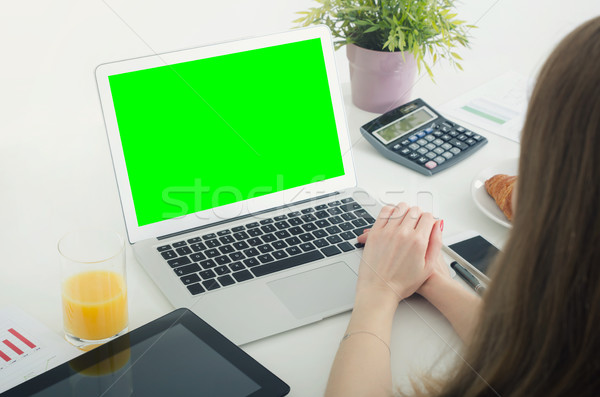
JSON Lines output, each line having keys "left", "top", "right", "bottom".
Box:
{"left": 108, "top": 38, "right": 345, "bottom": 227}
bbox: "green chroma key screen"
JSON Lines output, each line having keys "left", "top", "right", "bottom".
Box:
{"left": 108, "top": 38, "right": 345, "bottom": 227}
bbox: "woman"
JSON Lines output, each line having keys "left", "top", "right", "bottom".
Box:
{"left": 325, "top": 16, "right": 600, "bottom": 397}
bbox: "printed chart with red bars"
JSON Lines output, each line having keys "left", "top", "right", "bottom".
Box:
{"left": 0, "top": 307, "right": 81, "bottom": 394}
{"left": 0, "top": 326, "right": 40, "bottom": 368}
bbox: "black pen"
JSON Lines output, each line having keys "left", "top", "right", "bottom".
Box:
{"left": 450, "top": 261, "right": 486, "bottom": 295}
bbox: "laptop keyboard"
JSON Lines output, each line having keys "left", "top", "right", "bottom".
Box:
{"left": 156, "top": 197, "right": 376, "bottom": 296}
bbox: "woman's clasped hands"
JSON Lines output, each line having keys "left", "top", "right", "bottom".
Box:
{"left": 355, "top": 203, "right": 446, "bottom": 304}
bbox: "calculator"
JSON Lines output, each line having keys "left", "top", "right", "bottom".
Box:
{"left": 360, "top": 98, "right": 488, "bottom": 175}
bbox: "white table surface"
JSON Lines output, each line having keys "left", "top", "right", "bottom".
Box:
{"left": 1, "top": 0, "right": 598, "bottom": 395}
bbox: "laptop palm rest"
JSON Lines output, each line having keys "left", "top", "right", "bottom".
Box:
{"left": 267, "top": 262, "right": 357, "bottom": 320}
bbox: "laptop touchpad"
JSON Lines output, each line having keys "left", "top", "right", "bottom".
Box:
{"left": 267, "top": 262, "right": 357, "bottom": 320}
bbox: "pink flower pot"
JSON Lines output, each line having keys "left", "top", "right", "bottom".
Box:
{"left": 346, "top": 43, "right": 417, "bottom": 114}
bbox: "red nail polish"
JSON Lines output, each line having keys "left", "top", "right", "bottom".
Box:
{"left": 440, "top": 220, "right": 444, "bottom": 231}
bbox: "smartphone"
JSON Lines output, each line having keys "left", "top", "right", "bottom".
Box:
{"left": 444, "top": 231, "right": 500, "bottom": 280}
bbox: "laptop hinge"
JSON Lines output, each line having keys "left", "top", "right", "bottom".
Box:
{"left": 156, "top": 191, "right": 341, "bottom": 240}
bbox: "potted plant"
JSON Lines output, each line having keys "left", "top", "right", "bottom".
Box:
{"left": 295, "top": 0, "right": 474, "bottom": 113}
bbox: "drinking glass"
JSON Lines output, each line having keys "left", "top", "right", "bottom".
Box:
{"left": 58, "top": 230, "right": 128, "bottom": 350}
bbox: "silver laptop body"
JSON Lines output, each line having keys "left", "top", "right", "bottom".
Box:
{"left": 95, "top": 26, "right": 381, "bottom": 345}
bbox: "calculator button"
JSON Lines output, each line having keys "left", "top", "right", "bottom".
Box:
{"left": 434, "top": 156, "right": 446, "bottom": 164}
{"left": 425, "top": 152, "right": 437, "bottom": 159}
{"left": 450, "top": 147, "right": 462, "bottom": 155}
{"left": 400, "top": 147, "right": 411, "bottom": 155}
{"left": 425, "top": 143, "right": 436, "bottom": 150}
{"left": 456, "top": 126, "right": 466, "bottom": 132}
{"left": 442, "top": 152, "right": 454, "bottom": 159}
{"left": 457, "top": 134, "right": 468, "bottom": 141}
{"left": 441, "top": 126, "right": 451, "bottom": 133}
{"left": 473, "top": 134, "right": 483, "bottom": 141}
{"left": 443, "top": 121, "right": 455, "bottom": 128}
{"left": 431, "top": 123, "right": 440, "bottom": 129}
{"left": 449, "top": 131, "right": 459, "bottom": 137}
{"left": 392, "top": 143, "right": 402, "bottom": 151}
{"left": 450, "top": 139, "right": 469, "bottom": 150}
{"left": 400, "top": 139, "right": 411, "bottom": 146}
{"left": 466, "top": 138, "right": 476, "bottom": 145}
{"left": 433, "top": 147, "right": 445, "bottom": 155}
{"left": 417, "top": 139, "right": 428, "bottom": 146}
{"left": 417, "top": 147, "right": 429, "bottom": 155}
{"left": 424, "top": 127, "right": 434, "bottom": 134}
{"left": 433, "top": 130, "right": 443, "bottom": 137}
{"left": 408, "top": 152, "right": 419, "bottom": 160}
{"left": 424, "top": 135, "right": 435, "bottom": 142}
{"left": 464, "top": 130, "right": 474, "bottom": 136}
{"left": 417, "top": 156, "right": 428, "bottom": 164}
{"left": 408, "top": 135, "right": 419, "bottom": 142}
{"left": 425, "top": 161, "right": 438, "bottom": 169}
{"left": 408, "top": 143, "right": 420, "bottom": 150}
{"left": 433, "top": 138, "right": 444, "bottom": 145}
{"left": 441, "top": 134, "right": 452, "bottom": 141}
{"left": 416, "top": 131, "right": 426, "bottom": 138}
{"left": 441, "top": 143, "right": 452, "bottom": 150}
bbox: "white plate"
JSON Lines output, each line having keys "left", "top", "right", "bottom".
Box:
{"left": 471, "top": 158, "right": 519, "bottom": 228}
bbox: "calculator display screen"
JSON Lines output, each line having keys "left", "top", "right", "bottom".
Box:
{"left": 373, "top": 107, "right": 437, "bottom": 144}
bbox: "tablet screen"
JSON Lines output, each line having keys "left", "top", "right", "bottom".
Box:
{"left": 30, "top": 324, "right": 259, "bottom": 396}
{"left": 3, "top": 309, "right": 288, "bottom": 397}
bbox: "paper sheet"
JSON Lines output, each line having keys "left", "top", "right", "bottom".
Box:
{"left": 440, "top": 71, "right": 530, "bottom": 143}
{"left": 0, "top": 306, "right": 81, "bottom": 393}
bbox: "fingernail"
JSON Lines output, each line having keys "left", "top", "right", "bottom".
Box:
{"left": 440, "top": 220, "right": 444, "bottom": 231}
{"left": 364, "top": 228, "right": 370, "bottom": 233}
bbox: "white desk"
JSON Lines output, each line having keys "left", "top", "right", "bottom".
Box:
{"left": 1, "top": 1, "right": 598, "bottom": 395}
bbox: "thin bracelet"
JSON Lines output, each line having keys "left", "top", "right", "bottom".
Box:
{"left": 341, "top": 331, "right": 391, "bottom": 354}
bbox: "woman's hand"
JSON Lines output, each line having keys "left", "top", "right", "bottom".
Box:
{"left": 417, "top": 251, "right": 451, "bottom": 297}
{"left": 355, "top": 203, "right": 444, "bottom": 304}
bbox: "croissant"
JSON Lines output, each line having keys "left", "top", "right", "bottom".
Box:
{"left": 484, "top": 174, "right": 517, "bottom": 221}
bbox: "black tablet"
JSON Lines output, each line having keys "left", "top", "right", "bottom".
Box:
{"left": 1, "top": 308, "right": 289, "bottom": 396}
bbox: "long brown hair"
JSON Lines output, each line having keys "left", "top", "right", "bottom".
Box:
{"left": 423, "top": 16, "right": 600, "bottom": 397}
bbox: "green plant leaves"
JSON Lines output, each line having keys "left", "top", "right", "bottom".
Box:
{"left": 364, "top": 24, "right": 381, "bottom": 33}
{"left": 294, "top": 0, "right": 473, "bottom": 79}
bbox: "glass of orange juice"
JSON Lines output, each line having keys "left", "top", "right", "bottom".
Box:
{"left": 58, "top": 230, "right": 128, "bottom": 350}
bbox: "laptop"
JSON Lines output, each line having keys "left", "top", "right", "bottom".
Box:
{"left": 95, "top": 26, "right": 381, "bottom": 345}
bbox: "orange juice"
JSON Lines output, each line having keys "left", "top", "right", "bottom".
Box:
{"left": 62, "top": 270, "right": 128, "bottom": 341}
